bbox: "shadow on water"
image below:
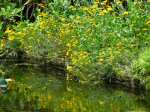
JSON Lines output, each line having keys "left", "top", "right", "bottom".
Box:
{"left": 0, "top": 65, "right": 150, "bottom": 112}
{"left": 102, "top": 83, "right": 150, "bottom": 111}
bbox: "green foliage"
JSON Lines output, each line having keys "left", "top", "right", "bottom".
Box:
{"left": 132, "top": 48, "right": 150, "bottom": 89}
{"left": 135, "top": 48, "right": 150, "bottom": 76}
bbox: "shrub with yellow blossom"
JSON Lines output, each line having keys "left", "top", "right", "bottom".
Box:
{"left": 0, "top": 0, "right": 150, "bottom": 87}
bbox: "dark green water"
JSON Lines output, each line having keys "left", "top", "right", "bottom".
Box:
{"left": 0, "top": 66, "right": 150, "bottom": 112}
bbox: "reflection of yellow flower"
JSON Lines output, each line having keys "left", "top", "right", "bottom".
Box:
{"left": 47, "top": 95, "right": 52, "bottom": 101}
{"left": 60, "top": 97, "right": 76, "bottom": 111}
{"left": 0, "top": 39, "right": 6, "bottom": 48}
{"left": 67, "top": 65, "right": 73, "bottom": 72}
{"left": 99, "top": 101, "right": 104, "bottom": 105}
{"left": 39, "top": 96, "right": 46, "bottom": 109}
{"left": 99, "top": 58, "right": 104, "bottom": 64}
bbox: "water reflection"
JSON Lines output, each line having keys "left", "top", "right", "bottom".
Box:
{"left": 0, "top": 65, "right": 149, "bottom": 112}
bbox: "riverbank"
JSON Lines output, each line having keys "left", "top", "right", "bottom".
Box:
{"left": 0, "top": 54, "right": 149, "bottom": 94}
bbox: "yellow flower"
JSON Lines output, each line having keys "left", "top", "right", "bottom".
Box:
{"left": 5, "top": 28, "right": 12, "bottom": 34}
{"left": 5, "top": 28, "right": 15, "bottom": 41}
{"left": 99, "top": 11, "right": 105, "bottom": 16}
{"left": 9, "top": 35, "right": 15, "bottom": 41}
{"left": 39, "top": 21, "right": 47, "bottom": 29}
{"left": 99, "top": 9, "right": 107, "bottom": 16}
{"left": 82, "top": 6, "right": 88, "bottom": 11}
{"left": 61, "top": 17, "right": 65, "bottom": 22}
{"left": 103, "top": 9, "right": 107, "bottom": 13}
{"left": 39, "top": 12, "right": 47, "bottom": 17}
{"left": 76, "top": 16, "right": 80, "bottom": 20}
{"left": 122, "top": 11, "right": 129, "bottom": 16}
{"left": 79, "top": 51, "right": 88, "bottom": 58}
{"left": 107, "top": 6, "right": 113, "bottom": 12}
{"left": 146, "top": 19, "right": 150, "bottom": 25}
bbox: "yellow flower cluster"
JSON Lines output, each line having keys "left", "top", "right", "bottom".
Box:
{"left": 99, "top": 9, "right": 108, "bottom": 16}
{"left": 39, "top": 20, "right": 47, "bottom": 30}
{"left": 71, "top": 51, "right": 90, "bottom": 65}
{"left": 99, "top": 0, "right": 113, "bottom": 16}
{"left": 122, "top": 11, "right": 129, "bottom": 16}
{"left": 39, "top": 12, "right": 48, "bottom": 17}
{"left": 66, "top": 39, "right": 78, "bottom": 57}
{"left": 39, "top": 95, "right": 47, "bottom": 109}
{"left": 59, "top": 23, "right": 73, "bottom": 39}
{"left": 98, "top": 50, "right": 105, "bottom": 64}
{"left": 5, "top": 28, "right": 15, "bottom": 41}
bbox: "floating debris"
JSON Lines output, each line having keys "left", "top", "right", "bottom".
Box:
{"left": 0, "top": 78, "right": 13, "bottom": 93}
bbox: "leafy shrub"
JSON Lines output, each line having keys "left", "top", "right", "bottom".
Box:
{"left": 132, "top": 48, "right": 150, "bottom": 89}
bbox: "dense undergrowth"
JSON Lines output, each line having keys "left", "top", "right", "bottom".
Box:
{"left": 0, "top": 1, "right": 150, "bottom": 89}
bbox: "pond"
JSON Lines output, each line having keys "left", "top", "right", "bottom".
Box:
{"left": 0, "top": 65, "right": 150, "bottom": 112}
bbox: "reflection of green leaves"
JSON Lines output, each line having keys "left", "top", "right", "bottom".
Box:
{"left": 0, "top": 31, "right": 3, "bottom": 39}
{"left": 0, "top": 23, "right": 3, "bottom": 39}
{"left": 10, "top": 39, "right": 21, "bottom": 49}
